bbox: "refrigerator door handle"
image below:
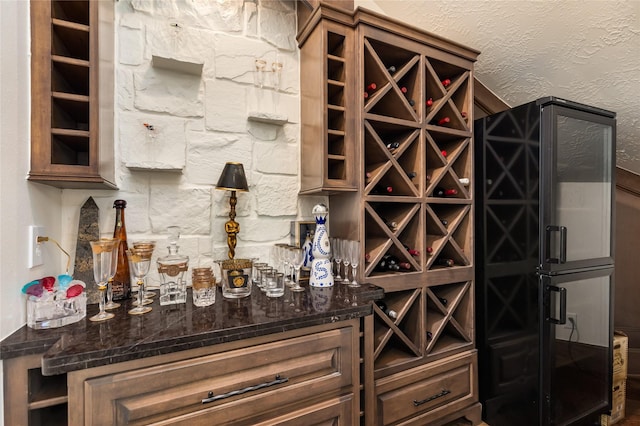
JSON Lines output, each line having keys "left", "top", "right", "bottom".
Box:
{"left": 546, "top": 285, "right": 567, "bottom": 324}
{"left": 545, "top": 225, "right": 567, "bottom": 264}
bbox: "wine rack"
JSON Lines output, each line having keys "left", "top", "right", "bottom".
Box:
{"left": 298, "top": 5, "right": 481, "bottom": 423}
{"left": 29, "top": 0, "right": 115, "bottom": 189}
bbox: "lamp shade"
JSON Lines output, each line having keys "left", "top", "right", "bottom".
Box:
{"left": 215, "top": 162, "right": 249, "bottom": 192}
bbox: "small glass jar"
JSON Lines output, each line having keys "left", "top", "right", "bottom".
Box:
{"left": 192, "top": 267, "right": 216, "bottom": 307}
{"left": 220, "top": 258, "right": 253, "bottom": 299}
{"left": 157, "top": 226, "right": 188, "bottom": 305}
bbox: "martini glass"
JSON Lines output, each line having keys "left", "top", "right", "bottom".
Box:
{"left": 127, "top": 243, "right": 155, "bottom": 315}
{"left": 89, "top": 239, "right": 118, "bottom": 321}
{"left": 102, "top": 238, "right": 120, "bottom": 309}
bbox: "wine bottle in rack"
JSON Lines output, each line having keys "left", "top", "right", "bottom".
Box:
{"left": 426, "top": 246, "right": 434, "bottom": 254}
{"left": 441, "top": 149, "right": 448, "bottom": 157}
{"left": 406, "top": 171, "right": 417, "bottom": 179}
{"left": 371, "top": 184, "right": 393, "bottom": 195}
{"left": 426, "top": 97, "right": 433, "bottom": 107}
{"left": 437, "top": 296, "right": 448, "bottom": 305}
{"left": 440, "top": 219, "right": 449, "bottom": 227}
{"left": 433, "top": 187, "right": 458, "bottom": 197}
{"left": 365, "top": 82, "right": 377, "bottom": 94}
{"left": 435, "top": 258, "right": 454, "bottom": 267}
{"left": 403, "top": 244, "right": 420, "bottom": 256}
{"left": 375, "top": 300, "right": 398, "bottom": 319}
{"left": 397, "top": 261, "right": 411, "bottom": 270}
{"left": 441, "top": 78, "right": 451, "bottom": 87}
{"left": 426, "top": 331, "right": 433, "bottom": 341}
{"left": 459, "top": 177, "right": 470, "bottom": 186}
{"left": 365, "top": 252, "right": 371, "bottom": 263}
{"left": 383, "top": 218, "right": 398, "bottom": 232}
{"left": 461, "top": 111, "right": 468, "bottom": 122}
{"left": 365, "top": 171, "right": 373, "bottom": 183}
{"left": 386, "top": 141, "right": 400, "bottom": 151}
{"left": 437, "top": 117, "right": 451, "bottom": 126}
{"left": 386, "top": 65, "right": 396, "bottom": 73}
{"left": 375, "top": 254, "right": 400, "bottom": 271}
{"left": 400, "top": 86, "right": 408, "bottom": 94}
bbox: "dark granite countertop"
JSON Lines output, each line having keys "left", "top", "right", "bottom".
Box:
{"left": 1, "top": 283, "right": 383, "bottom": 376}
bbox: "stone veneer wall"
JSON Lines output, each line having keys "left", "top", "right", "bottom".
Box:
{"left": 61, "top": 0, "right": 325, "bottom": 287}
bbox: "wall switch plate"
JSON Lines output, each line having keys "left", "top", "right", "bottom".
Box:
{"left": 28, "top": 225, "right": 45, "bottom": 268}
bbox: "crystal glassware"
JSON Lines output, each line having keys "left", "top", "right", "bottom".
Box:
{"left": 157, "top": 226, "right": 188, "bottom": 305}
{"left": 341, "top": 238, "right": 351, "bottom": 284}
{"left": 133, "top": 241, "right": 157, "bottom": 300}
{"left": 348, "top": 240, "right": 361, "bottom": 288}
{"left": 290, "top": 248, "right": 305, "bottom": 292}
{"left": 127, "top": 242, "right": 155, "bottom": 315}
{"left": 331, "top": 237, "right": 342, "bottom": 281}
{"left": 103, "top": 238, "right": 121, "bottom": 310}
{"left": 89, "top": 239, "right": 118, "bottom": 322}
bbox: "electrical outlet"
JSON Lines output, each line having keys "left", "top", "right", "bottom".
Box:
{"left": 28, "top": 225, "right": 45, "bottom": 268}
{"left": 564, "top": 312, "right": 577, "bottom": 329}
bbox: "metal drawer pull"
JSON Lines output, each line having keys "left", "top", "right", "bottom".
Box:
{"left": 413, "top": 389, "right": 451, "bottom": 406}
{"left": 202, "top": 375, "right": 289, "bottom": 404}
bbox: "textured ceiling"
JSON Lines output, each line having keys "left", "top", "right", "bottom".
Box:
{"left": 362, "top": 0, "right": 640, "bottom": 173}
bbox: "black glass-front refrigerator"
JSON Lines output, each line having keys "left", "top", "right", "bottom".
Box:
{"left": 474, "top": 97, "right": 616, "bottom": 425}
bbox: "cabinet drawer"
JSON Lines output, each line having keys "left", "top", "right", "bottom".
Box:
{"left": 375, "top": 351, "right": 478, "bottom": 425}
{"left": 80, "top": 327, "right": 355, "bottom": 425}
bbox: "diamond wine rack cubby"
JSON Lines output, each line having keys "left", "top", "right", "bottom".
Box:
{"left": 299, "top": 5, "right": 482, "bottom": 423}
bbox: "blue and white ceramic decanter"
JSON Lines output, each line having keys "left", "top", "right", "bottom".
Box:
{"left": 309, "top": 204, "right": 334, "bottom": 287}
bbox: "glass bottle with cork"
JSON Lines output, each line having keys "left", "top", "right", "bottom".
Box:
{"left": 111, "top": 199, "right": 131, "bottom": 300}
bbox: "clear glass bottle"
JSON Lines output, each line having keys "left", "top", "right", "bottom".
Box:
{"left": 157, "top": 226, "right": 188, "bottom": 305}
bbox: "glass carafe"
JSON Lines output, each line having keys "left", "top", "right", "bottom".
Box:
{"left": 157, "top": 226, "right": 188, "bottom": 305}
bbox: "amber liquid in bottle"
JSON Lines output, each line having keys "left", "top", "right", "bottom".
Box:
{"left": 112, "top": 199, "right": 131, "bottom": 300}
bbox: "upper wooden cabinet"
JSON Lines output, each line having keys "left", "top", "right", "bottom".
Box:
{"left": 29, "top": 0, "right": 116, "bottom": 189}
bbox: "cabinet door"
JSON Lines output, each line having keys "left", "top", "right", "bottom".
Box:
{"left": 540, "top": 101, "right": 615, "bottom": 272}
{"left": 540, "top": 268, "right": 613, "bottom": 425}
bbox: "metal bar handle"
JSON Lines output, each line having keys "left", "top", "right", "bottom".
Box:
{"left": 546, "top": 285, "right": 567, "bottom": 325}
{"left": 413, "top": 389, "right": 451, "bottom": 406}
{"left": 202, "top": 374, "right": 289, "bottom": 404}
{"left": 559, "top": 226, "right": 567, "bottom": 264}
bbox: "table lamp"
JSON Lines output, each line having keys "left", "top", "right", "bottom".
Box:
{"left": 215, "top": 162, "right": 249, "bottom": 259}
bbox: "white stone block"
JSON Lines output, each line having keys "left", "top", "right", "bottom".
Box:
{"left": 241, "top": 217, "right": 293, "bottom": 242}
{"left": 149, "top": 186, "right": 212, "bottom": 234}
{"left": 117, "top": 69, "right": 135, "bottom": 111}
{"left": 119, "top": 27, "right": 144, "bottom": 67}
{"left": 120, "top": 112, "right": 187, "bottom": 171}
{"left": 254, "top": 142, "right": 297, "bottom": 175}
{"left": 243, "top": 1, "right": 258, "bottom": 37}
{"left": 185, "top": 130, "right": 253, "bottom": 184}
{"left": 247, "top": 120, "right": 278, "bottom": 141}
{"left": 133, "top": 67, "right": 204, "bottom": 118}
{"left": 146, "top": 20, "right": 215, "bottom": 67}
{"left": 204, "top": 80, "right": 247, "bottom": 133}
{"left": 259, "top": 2, "right": 296, "bottom": 51}
{"left": 254, "top": 174, "right": 298, "bottom": 216}
{"left": 213, "top": 33, "right": 273, "bottom": 85}
{"left": 214, "top": 187, "right": 252, "bottom": 218}
{"left": 116, "top": 193, "right": 151, "bottom": 234}
{"left": 131, "top": 0, "right": 242, "bottom": 32}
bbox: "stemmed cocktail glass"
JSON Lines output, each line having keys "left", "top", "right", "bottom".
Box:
{"left": 127, "top": 242, "right": 155, "bottom": 315}
{"left": 348, "top": 240, "right": 361, "bottom": 288}
{"left": 331, "top": 238, "right": 342, "bottom": 281}
{"left": 89, "top": 239, "right": 118, "bottom": 322}
{"left": 103, "top": 238, "right": 121, "bottom": 309}
{"left": 290, "top": 248, "right": 305, "bottom": 292}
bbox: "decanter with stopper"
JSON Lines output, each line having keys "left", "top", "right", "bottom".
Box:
{"left": 157, "top": 226, "right": 188, "bottom": 305}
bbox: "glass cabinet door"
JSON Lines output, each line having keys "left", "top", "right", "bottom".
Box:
{"left": 540, "top": 268, "right": 613, "bottom": 425}
{"left": 540, "top": 101, "right": 615, "bottom": 273}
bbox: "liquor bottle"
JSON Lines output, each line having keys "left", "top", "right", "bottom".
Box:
{"left": 435, "top": 258, "right": 454, "bottom": 267}
{"left": 111, "top": 200, "right": 131, "bottom": 300}
{"left": 403, "top": 244, "right": 420, "bottom": 256}
{"left": 386, "top": 65, "right": 396, "bottom": 73}
{"left": 371, "top": 184, "right": 393, "bottom": 195}
{"left": 441, "top": 78, "right": 451, "bottom": 87}
{"left": 375, "top": 300, "right": 398, "bottom": 319}
{"left": 426, "top": 97, "right": 433, "bottom": 107}
{"left": 433, "top": 187, "right": 458, "bottom": 197}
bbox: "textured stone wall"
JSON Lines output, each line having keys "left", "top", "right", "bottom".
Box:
{"left": 62, "top": 0, "right": 325, "bottom": 287}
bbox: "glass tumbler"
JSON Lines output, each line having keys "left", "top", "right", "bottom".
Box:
{"left": 192, "top": 267, "right": 216, "bottom": 307}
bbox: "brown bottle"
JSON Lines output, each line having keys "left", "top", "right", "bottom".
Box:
{"left": 112, "top": 200, "right": 131, "bottom": 300}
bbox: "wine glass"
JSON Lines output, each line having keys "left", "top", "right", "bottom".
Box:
{"left": 133, "top": 241, "right": 156, "bottom": 300}
{"left": 89, "top": 239, "right": 118, "bottom": 322}
{"left": 331, "top": 238, "right": 342, "bottom": 281}
{"left": 127, "top": 242, "right": 155, "bottom": 315}
{"left": 102, "top": 238, "right": 120, "bottom": 310}
{"left": 348, "top": 240, "right": 361, "bottom": 288}
{"left": 341, "top": 239, "right": 351, "bottom": 284}
{"left": 290, "top": 248, "right": 305, "bottom": 292}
